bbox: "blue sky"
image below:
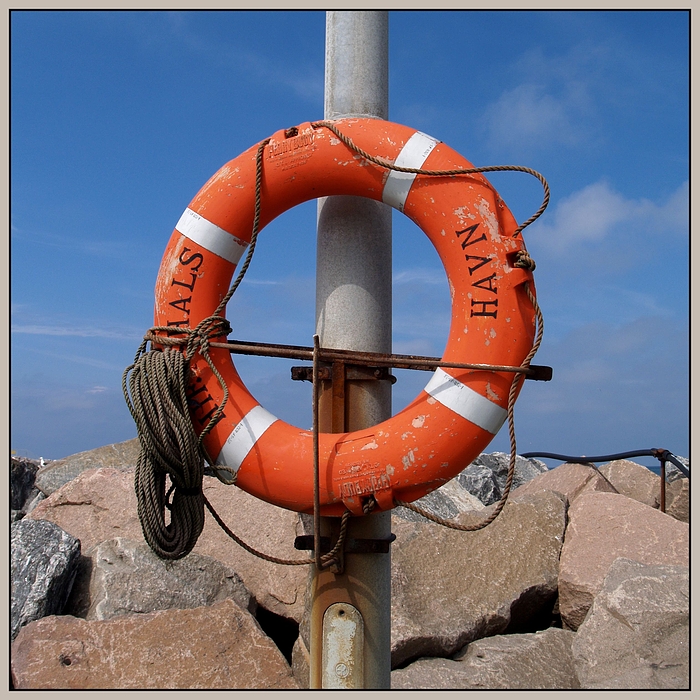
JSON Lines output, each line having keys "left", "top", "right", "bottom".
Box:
{"left": 11, "top": 10, "right": 689, "bottom": 466}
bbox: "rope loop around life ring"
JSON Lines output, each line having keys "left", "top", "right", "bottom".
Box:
{"left": 151, "top": 118, "right": 540, "bottom": 516}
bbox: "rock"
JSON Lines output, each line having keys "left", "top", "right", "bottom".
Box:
{"left": 456, "top": 464, "right": 500, "bottom": 505}
{"left": 481, "top": 452, "right": 548, "bottom": 488}
{"left": 26, "top": 467, "right": 308, "bottom": 623}
{"left": 35, "top": 438, "right": 141, "bottom": 496}
{"left": 665, "top": 478, "right": 689, "bottom": 523}
{"left": 291, "top": 633, "right": 311, "bottom": 689}
{"left": 394, "top": 477, "right": 485, "bottom": 523}
{"left": 11, "top": 457, "right": 39, "bottom": 511}
{"left": 23, "top": 489, "right": 46, "bottom": 515}
{"left": 390, "top": 490, "right": 566, "bottom": 668}
{"left": 598, "top": 459, "right": 660, "bottom": 509}
{"left": 11, "top": 599, "right": 298, "bottom": 689}
{"left": 456, "top": 453, "right": 548, "bottom": 506}
{"left": 11, "top": 519, "right": 81, "bottom": 641}
{"left": 392, "top": 628, "right": 579, "bottom": 689}
{"left": 193, "top": 475, "right": 308, "bottom": 623}
{"left": 69, "top": 537, "right": 255, "bottom": 620}
{"left": 510, "top": 461, "right": 617, "bottom": 504}
{"left": 26, "top": 468, "right": 144, "bottom": 553}
{"left": 665, "top": 455, "right": 688, "bottom": 482}
{"left": 558, "top": 492, "right": 689, "bottom": 630}
{"left": 572, "top": 558, "right": 689, "bottom": 689}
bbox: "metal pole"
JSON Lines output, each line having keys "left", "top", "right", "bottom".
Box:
{"left": 309, "top": 10, "right": 392, "bottom": 690}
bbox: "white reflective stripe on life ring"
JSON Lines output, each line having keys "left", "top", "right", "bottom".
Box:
{"left": 382, "top": 131, "right": 439, "bottom": 212}
{"left": 424, "top": 368, "right": 507, "bottom": 435}
{"left": 215, "top": 405, "right": 279, "bottom": 476}
{"left": 175, "top": 208, "right": 249, "bottom": 265}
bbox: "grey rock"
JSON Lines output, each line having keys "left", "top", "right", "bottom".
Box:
{"left": 572, "top": 558, "right": 689, "bottom": 689}
{"left": 476, "top": 451, "right": 548, "bottom": 489}
{"left": 35, "top": 437, "right": 141, "bottom": 496}
{"left": 392, "top": 628, "right": 579, "bottom": 689}
{"left": 11, "top": 457, "right": 39, "bottom": 511}
{"left": 394, "top": 478, "right": 485, "bottom": 523}
{"left": 456, "top": 464, "right": 500, "bottom": 505}
{"left": 66, "top": 537, "right": 256, "bottom": 620}
{"left": 11, "top": 518, "right": 81, "bottom": 641}
{"left": 390, "top": 490, "right": 566, "bottom": 667}
{"left": 23, "top": 489, "right": 46, "bottom": 515}
{"left": 665, "top": 455, "right": 688, "bottom": 482}
{"left": 457, "top": 453, "right": 548, "bottom": 506}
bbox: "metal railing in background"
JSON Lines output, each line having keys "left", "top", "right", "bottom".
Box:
{"left": 520, "top": 448, "right": 689, "bottom": 512}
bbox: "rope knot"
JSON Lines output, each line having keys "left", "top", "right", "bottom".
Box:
{"left": 514, "top": 250, "right": 536, "bottom": 271}
{"left": 185, "top": 316, "right": 232, "bottom": 361}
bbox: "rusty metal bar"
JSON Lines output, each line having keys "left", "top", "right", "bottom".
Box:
{"left": 210, "top": 338, "right": 552, "bottom": 380}
{"left": 331, "top": 361, "right": 347, "bottom": 433}
{"left": 312, "top": 334, "right": 322, "bottom": 570}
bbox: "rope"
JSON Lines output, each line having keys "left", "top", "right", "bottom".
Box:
{"left": 394, "top": 284, "right": 544, "bottom": 531}
{"left": 123, "top": 138, "right": 270, "bottom": 560}
{"left": 311, "top": 120, "right": 550, "bottom": 236}
{"left": 124, "top": 121, "right": 548, "bottom": 562}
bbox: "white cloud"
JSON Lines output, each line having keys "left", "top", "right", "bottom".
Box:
{"left": 482, "top": 83, "right": 589, "bottom": 151}
{"left": 393, "top": 268, "right": 446, "bottom": 286}
{"left": 528, "top": 179, "right": 688, "bottom": 254}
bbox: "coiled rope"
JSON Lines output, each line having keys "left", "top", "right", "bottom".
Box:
{"left": 123, "top": 121, "right": 548, "bottom": 562}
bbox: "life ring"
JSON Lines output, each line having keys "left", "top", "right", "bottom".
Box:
{"left": 154, "top": 118, "right": 537, "bottom": 516}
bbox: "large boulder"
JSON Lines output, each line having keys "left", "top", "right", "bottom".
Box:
{"left": 26, "top": 467, "right": 308, "bottom": 623}
{"left": 598, "top": 459, "right": 660, "bottom": 509}
{"left": 35, "top": 438, "right": 141, "bottom": 496}
{"left": 390, "top": 490, "right": 566, "bottom": 667}
{"left": 558, "top": 492, "right": 689, "bottom": 630}
{"left": 71, "top": 537, "right": 255, "bottom": 620}
{"left": 11, "top": 599, "right": 298, "bottom": 689}
{"left": 572, "top": 558, "right": 689, "bottom": 689}
{"left": 392, "top": 628, "right": 579, "bottom": 689}
{"left": 11, "top": 519, "right": 81, "bottom": 641}
{"left": 510, "top": 461, "right": 617, "bottom": 504}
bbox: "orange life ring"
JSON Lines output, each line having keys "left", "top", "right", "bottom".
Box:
{"left": 154, "top": 119, "right": 536, "bottom": 516}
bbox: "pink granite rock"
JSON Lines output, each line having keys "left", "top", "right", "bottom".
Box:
{"left": 558, "top": 492, "right": 689, "bottom": 630}
{"left": 665, "top": 478, "right": 689, "bottom": 523}
{"left": 598, "top": 459, "right": 661, "bottom": 509}
{"left": 26, "top": 468, "right": 143, "bottom": 553}
{"left": 509, "top": 462, "right": 617, "bottom": 505}
{"left": 11, "top": 599, "right": 298, "bottom": 689}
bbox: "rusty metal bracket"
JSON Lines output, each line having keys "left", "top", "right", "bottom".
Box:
{"left": 294, "top": 534, "right": 396, "bottom": 554}
{"left": 291, "top": 364, "right": 397, "bottom": 383}
{"left": 211, "top": 338, "right": 553, "bottom": 381}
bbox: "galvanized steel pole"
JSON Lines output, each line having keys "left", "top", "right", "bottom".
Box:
{"left": 309, "top": 10, "right": 392, "bottom": 690}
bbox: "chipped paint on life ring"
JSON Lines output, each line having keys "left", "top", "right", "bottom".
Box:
{"left": 153, "top": 119, "right": 537, "bottom": 516}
